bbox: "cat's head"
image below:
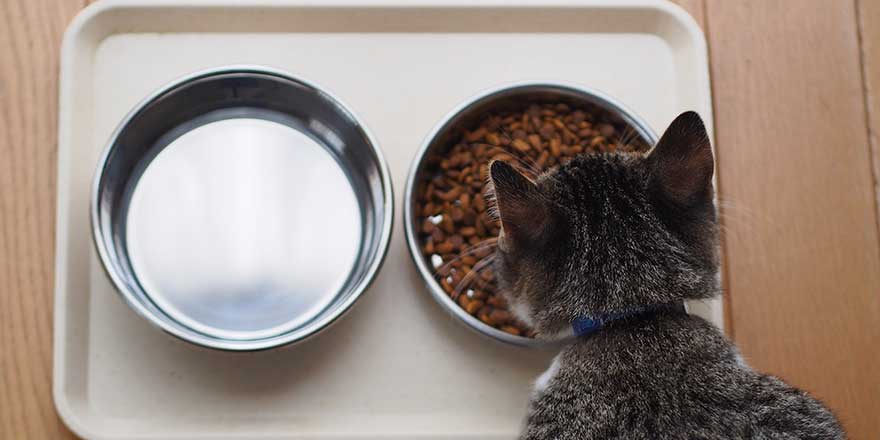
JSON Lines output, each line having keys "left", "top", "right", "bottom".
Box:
{"left": 488, "top": 111, "right": 719, "bottom": 338}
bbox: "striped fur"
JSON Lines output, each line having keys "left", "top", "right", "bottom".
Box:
{"left": 489, "top": 112, "right": 844, "bottom": 439}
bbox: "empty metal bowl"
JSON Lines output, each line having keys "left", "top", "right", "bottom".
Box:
{"left": 404, "top": 81, "right": 657, "bottom": 347}
{"left": 92, "top": 66, "right": 393, "bottom": 351}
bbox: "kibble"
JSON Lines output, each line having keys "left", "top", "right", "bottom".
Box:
{"left": 416, "top": 102, "right": 649, "bottom": 338}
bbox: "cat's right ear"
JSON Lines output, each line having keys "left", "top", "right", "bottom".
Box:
{"left": 488, "top": 161, "right": 554, "bottom": 248}
{"left": 647, "top": 111, "right": 714, "bottom": 206}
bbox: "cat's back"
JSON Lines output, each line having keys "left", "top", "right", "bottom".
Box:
{"left": 524, "top": 312, "right": 844, "bottom": 440}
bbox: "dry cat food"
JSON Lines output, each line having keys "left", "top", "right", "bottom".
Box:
{"left": 415, "top": 102, "right": 650, "bottom": 337}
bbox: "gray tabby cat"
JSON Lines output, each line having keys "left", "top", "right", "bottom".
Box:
{"left": 488, "top": 111, "right": 845, "bottom": 439}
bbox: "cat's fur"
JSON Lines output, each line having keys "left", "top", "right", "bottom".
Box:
{"left": 488, "top": 112, "right": 845, "bottom": 439}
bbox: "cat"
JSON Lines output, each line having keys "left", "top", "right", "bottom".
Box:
{"left": 487, "top": 111, "right": 845, "bottom": 439}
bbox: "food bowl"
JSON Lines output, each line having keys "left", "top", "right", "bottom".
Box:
{"left": 404, "top": 81, "right": 658, "bottom": 347}
{"left": 91, "top": 66, "right": 393, "bottom": 351}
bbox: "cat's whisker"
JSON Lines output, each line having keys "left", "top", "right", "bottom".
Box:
{"left": 615, "top": 125, "right": 636, "bottom": 152}
{"left": 496, "top": 123, "right": 515, "bottom": 143}
{"left": 483, "top": 187, "right": 501, "bottom": 223}
{"left": 623, "top": 125, "right": 644, "bottom": 153}
{"left": 432, "top": 239, "right": 498, "bottom": 276}
{"left": 451, "top": 254, "right": 496, "bottom": 300}
{"left": 716, "top": 199, "right": 773, "bottom": 235}
{"left": 479, "top": 143, "right": 542, "bottom": 176}
{"left": 716, "top": 222, "right": 736, "bottom": 241}
{"left": 715, "top": 198, "right": 781, "bottom": 246}
{"left": 716, "top": 217, "right": 753, "bottom": 243}
{"left": 474, "top": 117, "right": 546, "bottom": 179}
{"left": 456, "top": 236, "right": 498, "bottom": 255}
{"left": 717, "top": 199, "right": 768, "bottom": 223}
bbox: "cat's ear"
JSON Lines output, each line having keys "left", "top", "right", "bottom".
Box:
{"left": 489, "top": 160, "right": 554, "bottom": 247}
{"left": 648, "top": 111, "right": 714, "bottom": 205}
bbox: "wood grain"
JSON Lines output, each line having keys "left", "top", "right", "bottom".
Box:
{"left": 858, "top": 0, "right": 880, "bottom": 250}
{"left": 1, "top": 0, "right": 878, "bottom": 439}
{"left": 705, "top": 1, "right": 880, "bottom": 439}
{"left": 0, "top": 0, "right": 84, "bottom": 438}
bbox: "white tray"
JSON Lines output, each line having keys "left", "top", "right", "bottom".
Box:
{"left": 54, "top": 1, "right": 717, "bottom": 438}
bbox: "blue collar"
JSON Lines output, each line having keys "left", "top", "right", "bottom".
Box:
{"left": 571, "top": 303, "right": 686, "bottom": 337}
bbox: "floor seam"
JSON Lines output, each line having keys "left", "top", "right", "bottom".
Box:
{"left": 854, "top": 0, "right": 880, "bottom": 253}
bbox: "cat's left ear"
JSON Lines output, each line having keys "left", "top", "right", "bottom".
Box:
{"left": 648, "top": 111, "right": 714, "bottom": 205}
{"left": 489, "top": 160, "right": 555, "bottom": 248}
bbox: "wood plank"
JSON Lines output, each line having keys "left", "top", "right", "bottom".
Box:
{"left": 858, "top": 0, "right": 880, "bottom": 259}
{"left": 705, "top": 1, "right": 880, "bottom": 439}
{"left": 0, "top": 0, "right": 84, "bottom": 438}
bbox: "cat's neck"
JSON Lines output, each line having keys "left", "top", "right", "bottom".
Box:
{"left": 552, "top": 302, "right": 687, "bottom": 344}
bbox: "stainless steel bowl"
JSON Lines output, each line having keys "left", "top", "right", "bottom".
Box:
{"left": 404, "top": 81, "right": 658, "bottom": 347}
{"left": 92, "top": 66, "right": 393, "bottom": 351}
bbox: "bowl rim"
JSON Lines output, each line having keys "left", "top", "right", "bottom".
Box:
{"left": 403, "top": 80, "right": 659, "bottom": 347}
{"left": 90, "top": 64, "right": 395, "bottom": 351}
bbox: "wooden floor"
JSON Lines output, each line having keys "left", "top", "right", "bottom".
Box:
{"left": 1, "top": 0, "right": 878, "bottom": 438}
